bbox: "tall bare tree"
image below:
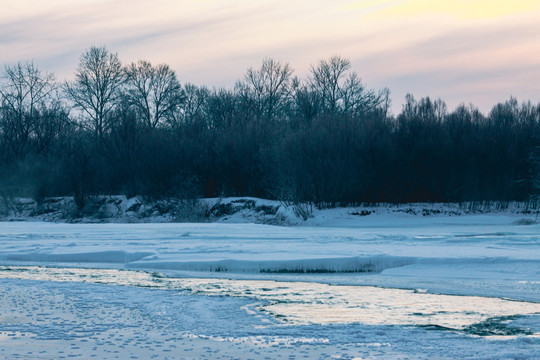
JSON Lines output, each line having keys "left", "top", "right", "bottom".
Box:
{"left": 64, "top": 46, "right": 124, "bottom": 143}
{"left": 241, "top": 58, "right": 293, "bottom": 122}
{"left": 124, "top": 60, "right": 183, "bottom": 129}
{"left": 309, "top": 55, "right": 381, "bottom": 116}
{"left": 0, "top": 61, "right": 59, "bottom": 159}
{"left": 310, "top": 56, "right": 350, "bottom": 114}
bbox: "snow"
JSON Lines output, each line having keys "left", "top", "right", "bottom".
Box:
{"left": 0, "top": 212, "right": 538, "bottom": 300}
{"left": 0, "top": 277, "right": 538, "bottom": 359}
{"left": 0, "top": 206, "right": 539, "bottom": 358}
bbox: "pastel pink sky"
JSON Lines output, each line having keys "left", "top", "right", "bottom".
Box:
{"left": 1, "top": 0, "right": 539, "bottom": 114}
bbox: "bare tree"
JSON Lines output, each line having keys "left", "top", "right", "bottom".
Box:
{"left": 107, "top": 97, "right": 145, "bottom": 196}
{"left": 124, "top": 60, "right": 183, "bottom": 129}
{"left": 309, "top": 55, "right": 381, "bottom": 116}
{"left": 64, "top": 46, "right": 124, "bottom": 143}
{"left": 401, "top": 94, "right": 447, "bottom": 123}
{"left": 292, "top": 79, "right": 321, "bottom": 124}
{"left": 0, "top": 61, "right": 59, "bottom": 159}
{"left": 310, "top": 56, "right": 351, "bottom": 114}
{"left": 242, "top": 58, "right": 293, "bottom": 122}
{"left": 206, "top": 88, "right": 238, "bottom": 129}
{"left": 378, "top": 87, "right": 392, "bottom": 119}
{"left": 173, "top": 83, "right": 209, "bottom": 126}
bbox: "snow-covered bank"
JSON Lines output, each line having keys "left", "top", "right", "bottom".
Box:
{"left": 1, "top": 195, "right": 538, "bottom": 225}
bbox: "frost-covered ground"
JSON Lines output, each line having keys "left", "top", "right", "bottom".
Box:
{"left": 0, "top": 205, "right": 539, "bottom": 359}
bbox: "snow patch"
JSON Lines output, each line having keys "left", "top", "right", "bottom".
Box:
{"left": 1, "top": 195, "right": 539, "bottom": 226}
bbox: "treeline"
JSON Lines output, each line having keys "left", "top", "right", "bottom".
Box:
{"left": 0, "top": 46, "right": 539, "bottom": 208}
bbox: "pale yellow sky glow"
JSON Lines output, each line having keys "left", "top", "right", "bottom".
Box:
{"left": 374, "top": 0, "right": 540, "bottom": 19}
{"left": 1, "top": 0, "right": 539, "bottom": 113}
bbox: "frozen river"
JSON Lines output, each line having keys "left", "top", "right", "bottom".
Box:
{"left": 0, "top": 214, "right": 539, "bottom": 359}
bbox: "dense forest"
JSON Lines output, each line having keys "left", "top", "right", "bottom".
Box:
{"left": 0, "top": 46, "right": 539, "bottom": 208}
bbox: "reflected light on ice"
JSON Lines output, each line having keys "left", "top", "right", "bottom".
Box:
{"left": 0, "top": 266, "right": 538, "bottom": 333}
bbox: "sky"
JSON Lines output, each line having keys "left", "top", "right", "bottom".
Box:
{"left": 1, "top": 0, "right": 539, "bottom": 114}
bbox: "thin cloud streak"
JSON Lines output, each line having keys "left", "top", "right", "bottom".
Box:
{"left": 352, "top": 14, "right": 540, "bottom": 112}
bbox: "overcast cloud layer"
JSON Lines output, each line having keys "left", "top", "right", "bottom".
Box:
{"left": 1, "top": 0, "right": 539, "bottom": 114}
